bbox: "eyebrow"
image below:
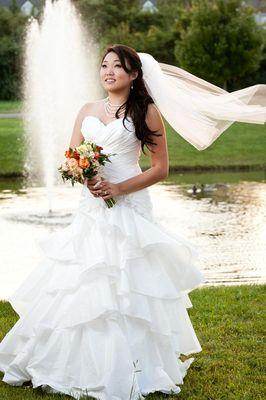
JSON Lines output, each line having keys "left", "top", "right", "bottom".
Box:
{"left": 102, "top": 59, "right": 121, "bottom": 63}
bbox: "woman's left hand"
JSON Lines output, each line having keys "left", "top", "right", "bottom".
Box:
{"left": 90, "top": 178, "right": 121, "bottom": 200}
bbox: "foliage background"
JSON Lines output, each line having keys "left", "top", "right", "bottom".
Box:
{"left": 0, "top": 0, "right": 265, "bottom": 100}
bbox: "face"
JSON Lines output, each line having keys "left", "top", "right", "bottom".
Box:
{"left": 100, "top": 51, "right": 137, "bottom": 93}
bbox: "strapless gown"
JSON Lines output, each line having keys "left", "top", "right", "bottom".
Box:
{"left": 0, "top": 115, "right": 205, "bottom": 400}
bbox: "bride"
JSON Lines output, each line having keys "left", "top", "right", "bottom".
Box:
{"left": 0, "top": 43, "right": 264, "bottom": 399}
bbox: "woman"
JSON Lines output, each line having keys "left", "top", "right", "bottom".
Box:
{"left": 71, "top": 46, "right": 169, "bottom": 204}
{"left": 0, "top": 44, "right": 209, "bottom": 399}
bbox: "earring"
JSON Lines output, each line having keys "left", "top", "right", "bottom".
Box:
{"left": 131, "top": 81, "right": 134, "bottom": 90}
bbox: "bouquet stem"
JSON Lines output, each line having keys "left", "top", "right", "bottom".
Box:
{"left": 105, "top": 198, "right": 116, "bottom": 208}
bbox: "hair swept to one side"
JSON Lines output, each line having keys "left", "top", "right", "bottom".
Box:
{"left": 101, "top": 43, "right": 162, "bottom": 155}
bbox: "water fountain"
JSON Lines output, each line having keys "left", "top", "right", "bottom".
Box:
{"left": 22, "top": 0, "right": 102, "bottom": 212}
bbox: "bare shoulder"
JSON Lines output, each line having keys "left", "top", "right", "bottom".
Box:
{"left": 79, "top": 99, "right": 104, "bottom": 116}
{"left": 145, "top": 103, "right": 164, "bottom": 131}
{"left": 77, "top": 101, "right": 96, "bottom": 116}
{"left": 76, "top": 98, "right": 106, "bottom": 120}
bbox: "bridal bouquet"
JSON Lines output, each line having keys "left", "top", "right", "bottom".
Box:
{"left": 58, "top": 140, "right": 117, "bottom": 208}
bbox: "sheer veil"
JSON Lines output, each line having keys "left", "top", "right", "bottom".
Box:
{"left": 137, "top": 52, "right": 266, "bottom": 151}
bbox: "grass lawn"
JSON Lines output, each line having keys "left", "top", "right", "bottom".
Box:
{"left": 0, "top": 119, "right": 26, "bottom": 176}
{"left": 0, "top": 115, "right": 265, "bottom": 176}
{"left": 0, "top": 284, "right": 264, "bottom": 399}
{"left": 0, "top": 101, "right": 22, "bottom": 113}
{"left": 140, "top": 120, "right": 266, "bottom": 170}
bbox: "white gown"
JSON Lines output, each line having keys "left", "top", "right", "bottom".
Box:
{"left": 0, "top": 115, "right": 205, "bottom": 400}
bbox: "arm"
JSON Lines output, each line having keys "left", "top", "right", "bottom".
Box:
{"left": 118, "top": 104, "right": 169, "bottom": 195}
{"left": 68, "top": 103, "right": 90, "bottom": 148}
{"left": 93, "top": 103, "right": 169, "bottom": 199}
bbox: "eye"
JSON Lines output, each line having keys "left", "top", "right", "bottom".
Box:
{"left": 101, "top": 64, "right": 107, "bottom": 68}
{"left": 115, "top": 64, "right": 122, "bottom": 68}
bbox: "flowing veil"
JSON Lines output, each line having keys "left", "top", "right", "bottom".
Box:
{"left": 137, "top": 52, "right": 266, "bottom": 151}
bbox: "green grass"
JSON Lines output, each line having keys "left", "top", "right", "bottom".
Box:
{"left": 0, "top": 119, "right": 26, "bottom": 176}
{"left": 0, "top": 284, "right": 264, "bottom": 399}
{"left": 0, "top": 101, "right": 22, "bottom": 113}
{"left": 0, "top": 116, "right": 265, "bottom": 177}
{"left": 140, "top": 120, "right": 266, "bottom": 170}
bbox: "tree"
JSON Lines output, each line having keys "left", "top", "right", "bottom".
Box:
{"left": 101, "top": 18, "right": 180, "bottom": 65}
{"left": 230, "top": 27, "right": 266, "bottom": 89}
{"left": 74, "top": 0, "right": 183, "bottom": 64}
{"left": 73, "top": 0, "right": 139, "bottom": 40}
{"left": 174, "top": 0, "right": 265, "bottom": 89}
{"left": 0, "top": 7, "right": 28, "bottom": 100}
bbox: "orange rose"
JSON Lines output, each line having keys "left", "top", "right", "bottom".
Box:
{"left": 94, "top": 152, "right": 100, "bottom": 160}
{"left": 79, "top": 157, "right": 90, "bottom": 169}
{"left": 65, "top": 150, "right": 73, "bottom": 158}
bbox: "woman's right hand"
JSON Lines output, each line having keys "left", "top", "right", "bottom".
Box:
{"left": 85, "top": 176, "right": 103, "bottom": 197}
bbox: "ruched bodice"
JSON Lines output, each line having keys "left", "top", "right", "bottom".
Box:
{"left": 80, "top": 115, "right": 154, "bottom": 220}
{"left": 81, "top": 115, "right": 142, "bottom": 182}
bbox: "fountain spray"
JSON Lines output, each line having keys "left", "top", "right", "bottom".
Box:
{"left": 22, "top": 0, "right": 102, "bottom": 212}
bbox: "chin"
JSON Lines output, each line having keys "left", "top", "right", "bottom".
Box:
{"left": 104, "top": 82, "right": 125, "bottom": 91}
{"left": 106, "top": 87, "right": 120, "bottom": 93}
{"left": 106, "top": 86, "right": 115, "bottom": 90}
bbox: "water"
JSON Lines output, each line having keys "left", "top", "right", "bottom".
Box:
{"left": 159, "top": 170, "right": 266, "bottom": 286}
{"left": 0, "top": 170, "right": 265, "bottom": 300}
{"left": 22, "top": 0, "right": 101, "bottom": 211}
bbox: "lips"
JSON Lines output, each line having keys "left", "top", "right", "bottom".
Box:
{"left": 105, "top": 79, "right": 116, "bottom": 83}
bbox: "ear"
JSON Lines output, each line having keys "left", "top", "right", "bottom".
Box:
{"left": 132, "top": 71, "right": 138, "bottom": 80}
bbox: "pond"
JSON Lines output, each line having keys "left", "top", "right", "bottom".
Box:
{"left": 0, "top": 170, "right": 265, "bottom": 300}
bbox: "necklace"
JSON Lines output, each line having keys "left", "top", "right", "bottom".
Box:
{"left": 104, "top": 97, "right": 126, "bottom": 118}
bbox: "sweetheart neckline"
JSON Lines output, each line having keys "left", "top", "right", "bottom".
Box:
{"left": 83, "top": 115, "right": 133, "bottom": 128}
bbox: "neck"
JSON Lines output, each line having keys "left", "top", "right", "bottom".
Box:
{"left": 107, "top": 90, "right": 129, "bottom": 105}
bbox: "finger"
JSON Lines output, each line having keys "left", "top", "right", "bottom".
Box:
{"left": 93, "top": 181, "right": 103, "bottom": 189}
{"left": 101, "top": 191, "right": 112, "bottom": 200}
{"left": 87, "top": 178, "right": 101, "bottom": 188}
{"left": 87, "top": 181, "right": 95, "bottom": 189}
{"left": 99, "top": 185, "right": 108, "bottom": 191}
{"left": 90, "top": 188, "right": 100, "bottom": 194}
{"left": 87, "top": 179, "right": 98, "bottom": 186}
{"left": 87, "top": 182, "right": 98, "bottom": 189}
{"left": 91, "top": 191, "right": 100, "bottom": 197}
{"left": 88, "top": 175, "right": 101, "bottom": 183}
{"left": 88, "top": 186, "right": 101, "bottom": 193}
{"left": 102, "top": 195, "right": 112, "bottom": 200}
{"left": 92, "top": 189, "right": 105, "bottom": 196}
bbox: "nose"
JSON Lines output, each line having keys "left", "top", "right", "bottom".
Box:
{"left": 105, "top": 66, "right": 115, "bottom": 75}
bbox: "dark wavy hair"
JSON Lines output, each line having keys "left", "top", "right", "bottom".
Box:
{"left": 100, "top": 44, "right": 162, "bottom": 155}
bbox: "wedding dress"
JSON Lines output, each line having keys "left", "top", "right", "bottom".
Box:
{"left": 0, "top": 114, "right": 205, "bottom": 400}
